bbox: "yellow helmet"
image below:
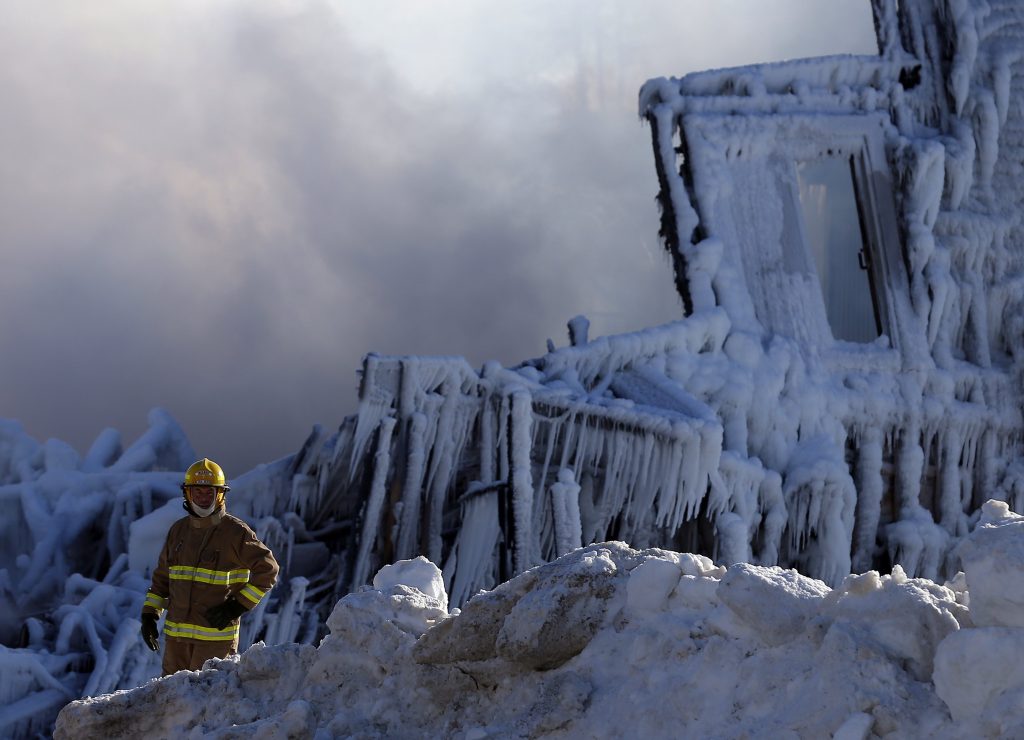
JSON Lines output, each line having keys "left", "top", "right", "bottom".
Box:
{"left": 183, "top": 458, "right": 231, "bottom": 491}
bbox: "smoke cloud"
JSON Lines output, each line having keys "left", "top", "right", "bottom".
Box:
{"left": 0, "top": 0, "right": 875, "bottom": 473}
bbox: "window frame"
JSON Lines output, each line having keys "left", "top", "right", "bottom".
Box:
{"left": 681, "top": 111, "right": 910, "bottom": 354}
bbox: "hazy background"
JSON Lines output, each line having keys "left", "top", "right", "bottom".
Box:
{"left": 0, "top": 0, "right": 877, "bottom": 475}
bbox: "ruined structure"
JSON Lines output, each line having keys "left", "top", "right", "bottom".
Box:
{"left": 303, "top": 0, "right": 1024, "bottom": 599}
{"left": 4, "top": 1, "right": 1024, "bottom": 734}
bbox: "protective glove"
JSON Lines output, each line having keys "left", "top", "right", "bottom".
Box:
{"left": 205, "top": 597, "right": 246, "bottom": 630}
{"left": 141, "top": 613, "right": 160, "bottom": 652}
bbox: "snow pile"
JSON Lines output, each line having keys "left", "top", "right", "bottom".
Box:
{"left": 54, "top": 501, "right": 1024, "bottom": 738}
{"left": 933, "top": 500, "right": 1024, "bottom": 731}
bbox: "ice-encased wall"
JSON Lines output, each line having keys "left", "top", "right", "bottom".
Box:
{"left": 629, "top": 0, "right": 1024, "bottom": 587}
{"left": 318, "top": 0, "right": 1024, "bottom": 604}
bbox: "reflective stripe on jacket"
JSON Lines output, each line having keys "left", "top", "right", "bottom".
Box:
{"left": 142, "top": 507, "right": 279, "bottom": 646}
{"left": 164, "top": 619, "right": 240, "bottom": 642}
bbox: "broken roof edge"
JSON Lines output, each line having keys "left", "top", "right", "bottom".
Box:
{"left": 639, "top": 54, "right": 915, "bottom": 117}
{"left": 355, "top": 309, "right": 733, "bottom": 402}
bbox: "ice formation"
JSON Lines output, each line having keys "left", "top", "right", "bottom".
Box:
{"left": 0, "top": 412, "right": 317, "bottom": 737}
{"left": 7, "top": 0, "right": 1024, "bottom": 735}
{"left": 318, "top": 0, "right": 1024, "bottom": 603}
{"left": 53, "top": 501, "right": 1024, "bottom": 738}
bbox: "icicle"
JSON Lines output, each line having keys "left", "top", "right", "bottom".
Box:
{"left": 598, "top": 427, "right": 625, "bottom": 530}
{"left": 973, "top": 89, "right": 1000, "bottom": 193}
{"left": 394, "top": 412, "right": 428, "bottom": 561}
{"left": 871, "top": 0, "right": 902, "bottom": 59}
{"left": 925, "top": 246, "right": 952, "bottom": 350}
{"left": 480, "top": 396, "right": 497, "bottom": 485}
{"left": 350, "top": 354, "right": 396, "bottom": 481}
{"left": 938, "top": 426, "right": 963, "bottom": 535}
{"left": 977, "top": 430, "right": 997, "bottom": 517}
{"left": 710, "top": 452, "right": 760, "bottom": 566}
{"left": 550, "top": 468, "right": 582, "bottom": 557}
{"left": 885, "top": 509, "right": 949, "bottom": 581}
{"left": 533, "top": 411, "right": 564, "bottom": 527}
{"left": 509, "top": 391, "right": 535, "bottom": 574}
{"left": 992, "top": 53, "right": 1011, "bottom": 126}
{"left": 631, "top": 433, "right": 665, "bottom": 530}
{"left": 782, "top": 437, "right": 856, "bottom": 586}
{"left": 655, "top": 437, "right": 683, "bottom": 529}
{"left": 946, "top": 0, "right": 979, "bottom": 117}
{"left": 756, "top": 470, "right": 785, "bottom": 566}
{"left": 265, "top": 577, "right": 308, "bottom": 646}
{"left": 444, "top": 489, "right": 501, "bottom": 607}
{"left": 944, "top": 121, "right": 974, "bottom": 210}
{"left": 351, "top": 416, "right": 397, "bottom": 588}
{"left": 851, "top": 429, "right": 884, "bottom": 573}
{"left": 670, "top": 426, "right": 698, "bottom": 524}
{"left": 426, "top": 379, "right": 460, "bottom": 565}
{"left": 896, "top": 422, "right": 924, "bottom": 515}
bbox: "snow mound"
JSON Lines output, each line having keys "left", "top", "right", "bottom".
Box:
{"left": 53, "top": 508, "right": 1024, "bottom": 738}
{"left": 955, "top": 499, "right": 1024, "bottom": 628}
{"left": 928, "top": 500, "right": 1024, "bottom": 735}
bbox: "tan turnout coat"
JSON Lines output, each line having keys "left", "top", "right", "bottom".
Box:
{"left": 142, "top": 506, "right": 279, "bottom": 658}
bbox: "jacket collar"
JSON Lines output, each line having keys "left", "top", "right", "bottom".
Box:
{"left": 188, "top": 506, "right": 226, "bottom": 529}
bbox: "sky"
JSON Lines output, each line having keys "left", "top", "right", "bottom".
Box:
{"left": 0, "top": 0, "right": 878, "bottom": 476}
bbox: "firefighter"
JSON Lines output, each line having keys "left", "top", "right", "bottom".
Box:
{"left": 139, "top": 458, "right": 279, "bottom": 675}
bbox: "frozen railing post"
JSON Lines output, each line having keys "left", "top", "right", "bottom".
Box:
{"left": 568, "top": 315, "right": 590, "bottom": 346}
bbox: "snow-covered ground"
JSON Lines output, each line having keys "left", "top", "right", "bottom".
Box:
{"left": 54, "top": 499, "right": 1024, "bottom": 739}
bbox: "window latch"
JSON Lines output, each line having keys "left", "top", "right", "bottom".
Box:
{"left": 858, "top": 249, "right": 871, "bottom": 270}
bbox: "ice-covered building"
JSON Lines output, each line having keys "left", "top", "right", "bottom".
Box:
{"left": 311, "top": 0, "right": 1024, "bottom": 601}
{"left": 4, "top": 0, "right": 1024, "bottom": 736}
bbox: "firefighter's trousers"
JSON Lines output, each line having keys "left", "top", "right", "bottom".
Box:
{"left": 162, "top": 636, "right": 236, "bottom": 675}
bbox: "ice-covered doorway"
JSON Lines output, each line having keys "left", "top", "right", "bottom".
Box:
{"left": 796, "top": 156, "right": 882, "bottom": 343}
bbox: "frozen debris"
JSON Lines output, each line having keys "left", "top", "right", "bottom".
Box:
{"left": 0, "top": 411, "right": 318, "bottom": 738}
{"left": 20, "top": 0, "right": 1024, "bottom": 735}
{"left": 328, "top": 0, "right": 1024, "bottom": 592}
{"left": 54, "top": 516, "right": 1024, "bottom": 737}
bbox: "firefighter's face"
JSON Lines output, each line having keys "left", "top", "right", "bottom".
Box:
{"left": 188, "top": 485, "right": 217, "bottom": 509}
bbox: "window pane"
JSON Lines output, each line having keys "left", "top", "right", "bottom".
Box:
{"left": 797, "top": 157, "right": 880, "bottom": 343}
